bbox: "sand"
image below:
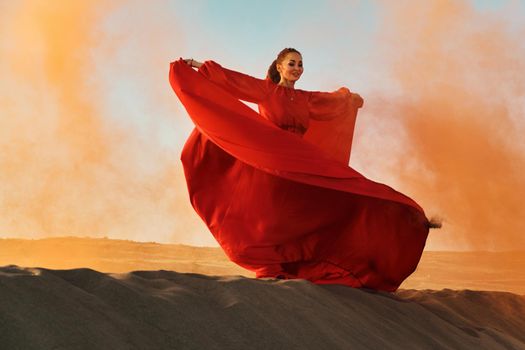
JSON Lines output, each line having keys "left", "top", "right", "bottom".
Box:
{"left": 1, "top": 237, "right": 524, "bottom": 349}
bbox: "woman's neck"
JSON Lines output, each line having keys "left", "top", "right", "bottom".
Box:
{"left": 278, "top": 78, "right": 295, "bottom": 89}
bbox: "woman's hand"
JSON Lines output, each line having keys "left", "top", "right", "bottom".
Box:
{"left": 183, "top": 58, "right": 203, "bottom": 69}
{"left": 351, "top": 93, "right": 364, "bottom": 108}
{"left": 337, "top": 87, "right": 351, "bottom": 95}
{"left": 338, "top": 87, "right": 364, "bottom": 108}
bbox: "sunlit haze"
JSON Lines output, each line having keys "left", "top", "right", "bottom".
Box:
{"left": 1, "top": 0, "right": 524, "bottom": 250}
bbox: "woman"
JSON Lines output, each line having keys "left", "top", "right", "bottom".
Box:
{"left": 170, "top": 48, "right": 436, "bottom": 291}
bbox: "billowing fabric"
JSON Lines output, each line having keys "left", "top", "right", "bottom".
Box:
{"left": 169, "top": 59, "right": 429, "bottom": 291}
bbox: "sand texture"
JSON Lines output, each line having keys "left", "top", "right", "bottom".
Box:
{"left": 1, "top": 237, "right": 524, "bottom": 349}
{"left": 1, "top": 266, "right": 524, "bottom": 350}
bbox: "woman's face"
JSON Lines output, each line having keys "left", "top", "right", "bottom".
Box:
{"left": 277, "top": 52, "right": 303, "bottom": 83}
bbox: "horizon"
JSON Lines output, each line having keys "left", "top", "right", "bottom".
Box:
{"left": 2, "top": 235, "right": 525, "bottom": 252}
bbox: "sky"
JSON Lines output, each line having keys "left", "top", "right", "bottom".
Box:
{"left": 1, "top": 0, "right": 524, "bottom": 250}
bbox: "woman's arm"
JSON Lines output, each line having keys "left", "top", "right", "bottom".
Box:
{"left": 308, "top": 87, "right": 363, "bottom": 121}
{"left": 182, "top": 57, "right": 269, "bottom": 103}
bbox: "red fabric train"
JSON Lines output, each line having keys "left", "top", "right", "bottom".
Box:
{"left": 169, "top": 59, "right": 429, "bottom": 291}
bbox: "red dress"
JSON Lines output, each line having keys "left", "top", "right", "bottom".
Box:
{"left": 169, "top": 59, "right": 429, "bottom": 291}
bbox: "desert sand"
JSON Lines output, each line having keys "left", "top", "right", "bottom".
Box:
{"left": 1, "top": 237, "right": 524, "bottom": 349}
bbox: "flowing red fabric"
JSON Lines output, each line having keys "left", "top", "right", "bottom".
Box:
{"left": 169, "top": 59, "right": 429, "bottom": 291}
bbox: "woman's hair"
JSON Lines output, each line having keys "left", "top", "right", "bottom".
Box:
{"left": 266, "top": 48, "right": 301, "bottom": 84}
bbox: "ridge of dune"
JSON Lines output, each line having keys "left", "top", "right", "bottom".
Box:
{"left": 0, "top": 266, "right": 524, "bottom": 350}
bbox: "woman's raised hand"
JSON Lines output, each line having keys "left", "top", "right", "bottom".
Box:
{"left": 351, "top": 93, "right": 364, "bottom": 108}
{"left": 183, "top": 58, "right": 203, "bottom": 69}
{"left": 337, "top": 87, "right": 364, "bottom": 108}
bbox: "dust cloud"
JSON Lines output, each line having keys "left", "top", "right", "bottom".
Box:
{"left": 372, "top": 1, "right": 525, "bottom": 250}
{"left": 0, "top": 1, "right": 210, "bottom": 244}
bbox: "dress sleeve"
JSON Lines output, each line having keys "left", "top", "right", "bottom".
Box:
{"left": 198, "top": 60, "right": 270, "bottom": 104}
{"left": 308, "top": 87, "right": 363, "bottom": 121}
{"left": 304, "top": 87, "right": 363, "bottom": 165}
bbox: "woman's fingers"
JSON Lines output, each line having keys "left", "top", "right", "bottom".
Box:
{"left": 181, "top": 58, "right": 192, "bottom": 66}
{"left": 338, "top": 87, "right": 351, "bottom": 95}
{"left": 352, "top": 93, "right": 364, "bottom": 108}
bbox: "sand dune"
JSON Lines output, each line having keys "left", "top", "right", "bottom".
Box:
{"left": 1, "top": 237, "right": 525, "bottom": 349}
{"left": 1, "top": 265, "right": 524, "bottom": 350}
